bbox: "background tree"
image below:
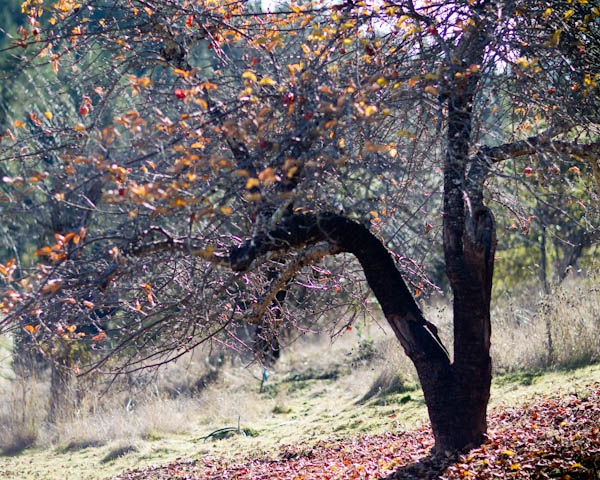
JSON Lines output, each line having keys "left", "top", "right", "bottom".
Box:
{"left": 0, "top": 0, "right": 599, "bottom": 452}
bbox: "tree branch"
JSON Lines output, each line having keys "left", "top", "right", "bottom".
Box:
{"left": 477, "top": 134, "right": 600, "bottom": 164}
{"left": 240, "top": 243, "right": 340, "bottom": 324}
{"left": 130, "top": 228, "right": 230, "bottom": 266}
{"left": 230, "top": 213, "right": 450, "bottom": 363}
{"left": 475, "top": 125, "right": 600, "bottom": 193}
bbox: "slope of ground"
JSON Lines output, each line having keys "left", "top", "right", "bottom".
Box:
{"left": 1, "top": 275, "right": 599, "bottom": 479}
{"left": 111, "top": 380, "right": 600, "bottom": 480}
{"left": 1, "top": 363, "right": 599, "bottom": 480}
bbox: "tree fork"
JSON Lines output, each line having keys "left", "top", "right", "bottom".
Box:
{"left": 229, "top": 213, "right": 496, "bottom": 451}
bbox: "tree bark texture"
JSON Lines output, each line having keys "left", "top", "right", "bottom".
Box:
{"left": 438, "top": 24, "right": 497, "bottom": 448}
{"left": 230, "top": 211, "right": 495, "bottom": 451}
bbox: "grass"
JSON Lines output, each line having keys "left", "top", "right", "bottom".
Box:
{"left": 0, "top": 274, "right": 599, "bottom": 479}
{"left": 2, "top": 362, "right": 600, "bottom": 480}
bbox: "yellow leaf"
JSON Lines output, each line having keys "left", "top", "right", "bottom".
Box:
{"left": 551, "top": 29, "right": 562, "bottom": 46}
{"left": 12, "top": 121, "right": 24, "bottom": 128}
{"left": 364, "top": 105, "right": 378, "bottom": 116}
{"left": 564, "top": 9, "right": 574, "bottom": 19}
{"left": 424, "top": 85, "right": 439, "bottom": 95}
{"left": 258, "top": 76, "right": 276, "bottom": 86}
{"left": 66, "top": 324, "right": 76, "bottom": 333}
{"left": 173, "top": 68, "right": 189, "bottom": 77}
{"left": 242, "top": 71, "right": 257, "bottom": 82}
{"left": 42, "top": 279, "right": 62, "bottom": 294}
{"left": 73, "top": 124, "right": 86, "bottom": 131}
{"left": 44, "top": 111, "right": 53, "bottom": 120}
{"left": 502, "top": 450, "right": 515, "bottom": 456}
{"left": 220, "top": 206, "right": 232, "bottom": 215}
{"left": 195, "top": 98, "right": 208, "bottom": 110}
{"left": 246, "top": 178, "right": 259, "bottom": 189}
{"left": 24, "top": 325, "right": 35, "bottom": 333}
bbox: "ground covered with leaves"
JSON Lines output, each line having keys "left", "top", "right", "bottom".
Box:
{"left": 111, "top": 383, "right": 600, "bottom": 480}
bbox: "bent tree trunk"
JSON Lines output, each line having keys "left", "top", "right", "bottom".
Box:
{"left": 230, "top": 210, "right": 496, "bottom": 452}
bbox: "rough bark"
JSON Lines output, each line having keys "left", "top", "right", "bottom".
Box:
{"left": 436, "top": 16, "right": 496, "bottom": 449}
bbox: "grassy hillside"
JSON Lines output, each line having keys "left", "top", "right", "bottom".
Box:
{"left": 1, "top": 350, "right": 600, "bottom": 479}
{"left": 0, "top": 276, "right": 599, "bottom": 479}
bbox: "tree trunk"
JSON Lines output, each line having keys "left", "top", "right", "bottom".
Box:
{"left": 49, "top": 356, "right": 75, "bottom": 424}
{"left": 230, "top": 212, "right": 494, "bottom": 451}
{"left": 539, "top": 223, "right": 550, "bottom": 294}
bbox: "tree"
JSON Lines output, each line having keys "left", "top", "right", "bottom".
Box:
{"left": 1, "top": 0, "right": 599, "bottom": 452}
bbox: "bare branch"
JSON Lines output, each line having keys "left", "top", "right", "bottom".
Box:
{"left": 130, "top": 229, "right": 230, "bottom": 267}
{"left": 241, "top": 243, "right": 340, "bottom": 324}
{"left": 476, "top": 124, "right": 600, "bottom": 163}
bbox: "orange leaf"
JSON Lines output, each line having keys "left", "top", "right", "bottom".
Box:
{"left": 92, "top": 331, "right": 107, "bottom": 341}
{"left": 29, "top": 113, "right": 42, "bottom": 126}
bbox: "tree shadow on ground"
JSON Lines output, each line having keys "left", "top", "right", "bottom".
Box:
{"left": 383, "top": 452, "right": 460, "bottom": 480}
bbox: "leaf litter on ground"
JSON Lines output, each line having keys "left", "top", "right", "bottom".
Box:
{"left": 111, "top": 383, "right": 600, "bottom": 480}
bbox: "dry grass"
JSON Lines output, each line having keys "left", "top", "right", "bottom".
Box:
{"left": 491, "top": 275, "right": 600, "bottom": 372}
{"left": 0, "top": 345, "right": 267, "bottom": 455}
{"left": 0, "top": 372, "right": 46, "bottom": 455}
